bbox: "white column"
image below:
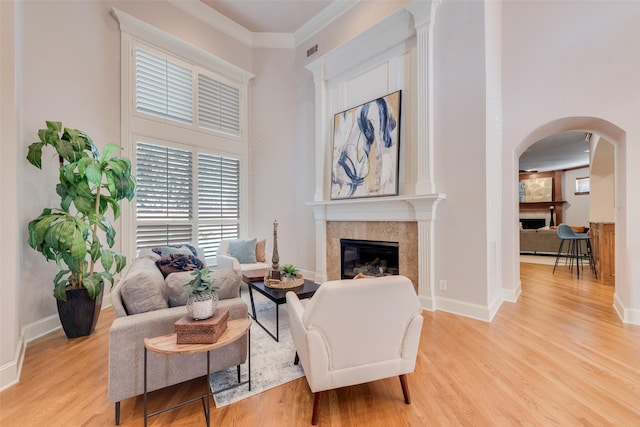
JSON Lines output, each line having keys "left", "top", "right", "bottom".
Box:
{"left": 408, "top": 195, "right": 444, "bottom": 311}
{"left": 306, "top": 62, "right": 328, "bottom": 201}
{"left": 309, "top": 204, "right": 328, "bottom": 283}
{"left": 406, "top": 0, "right": 441, "bottom": 195}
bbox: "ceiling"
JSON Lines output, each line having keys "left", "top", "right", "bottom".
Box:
{"left": 200, "top": 0, "right": 333, "bottom": 33}
{"left": 519, "top": 131, "right": 591, "bottom": 172}
{"left": 197, "top": 1, "right": 591, "bottom": 173}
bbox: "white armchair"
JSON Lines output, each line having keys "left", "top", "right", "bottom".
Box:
{"left": 216, "top": 238, "right": 271, "bottom": 271}
{"left": 286, "top": 275, "right": 423, "bottom": 425}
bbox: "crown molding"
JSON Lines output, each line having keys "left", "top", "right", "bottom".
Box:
{"left": 166, "top": 0, "right": 252, "bottom": 46}
{"left": 293, "top": 0, "right": 361, "bottom": 47}
{"left": 167, "top": 0, "right": 361, "bottom": 49}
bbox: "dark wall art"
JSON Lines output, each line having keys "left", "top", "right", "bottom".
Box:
{"left": 330, "top": 90, "right": 401, "bottom": 199}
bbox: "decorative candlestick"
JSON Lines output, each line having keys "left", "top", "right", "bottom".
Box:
{"left": 270, "top": 220, "right": 281, "bottom": 280}
{"left": 549, "top": 205, "right": 555, "bottom": 227}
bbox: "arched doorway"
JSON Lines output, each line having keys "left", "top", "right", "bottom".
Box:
{"left": 512, "top": 117, "right": 626, "bottom": 314}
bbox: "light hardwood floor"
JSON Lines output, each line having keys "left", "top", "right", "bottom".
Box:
{"left": 1, "top": 263, "right": 639, "bottom": 426}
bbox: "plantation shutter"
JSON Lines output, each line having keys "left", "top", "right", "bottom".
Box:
{"left": 135, "top": 48, "right": 193, "bottom": 125}
{"left": 197, "top": 153, "right": 240, "bottom": 258}
{"left": 136, "top": 142, "right": 193, "bottom": 249}
{"left": 198, "top": 74, "right": 240, "bottom": 135}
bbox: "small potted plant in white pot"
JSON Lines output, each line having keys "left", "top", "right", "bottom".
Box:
{"left": 183, "top": 268, "right": 218, "bottom": 320}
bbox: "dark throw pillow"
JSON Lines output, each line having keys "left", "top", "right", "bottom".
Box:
{"left": 155, "top": 253, "right": 204, "bottom": 278}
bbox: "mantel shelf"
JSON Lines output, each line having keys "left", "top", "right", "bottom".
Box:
{"left": 520, "top": 201, "right": 566, "bottom": 208}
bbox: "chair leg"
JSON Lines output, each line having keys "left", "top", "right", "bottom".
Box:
{"left": 553, "top": 239, "right": 565, "bottom": 274}
{"left": 586, "top": 239, "right": 598, "bottom": 278}
{"left": 115, "top": 401, "right": 120, "bottom": 425}
{"left": 312, "top": 391, "right": 322, "bottom": 425}
{"left": 294, "top": 351, "right": 299, "bottom": 365}
{"left": 399, "top": 374, "right": 411, "bottom": 404}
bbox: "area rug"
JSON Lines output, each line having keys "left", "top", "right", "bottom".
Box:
{"left": 209, "top": 290, "right": 305, "bottom": 407}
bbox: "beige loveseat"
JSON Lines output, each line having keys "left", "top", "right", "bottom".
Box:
{"left": 108, "top": 247, "right": 248, "bottom": 425}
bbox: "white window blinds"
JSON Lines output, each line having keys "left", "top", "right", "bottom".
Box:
{"left": 135, "top": 142, "right": 240, "bottom": 258}
{"left": 135, "top": 48, "right": 193, "bottom": 125}
{"left": 198, "top": 74, "right": 240, "bottom": 135}
{"left": 135, "top": 142, "right": 193, "bottom": 249}
{"left": 134, "top": 46, "right": 241, "bottom": 137}
{"left": 197, "top": 153, "right": 240, "bottom": 258}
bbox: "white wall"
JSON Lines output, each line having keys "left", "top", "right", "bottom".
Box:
{"left": 563, "top": 167, "right": 590, "bottom": 227}
{"left": 0, "top": 0, "right": 23, "bottom": 389}
{"left": 433, "top": 0, "right": 488, "bottom": 307}
{"left": 248, "top": 48, "right": 304, "bottom": 267}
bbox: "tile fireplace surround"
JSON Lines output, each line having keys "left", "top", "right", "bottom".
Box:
{"left": 327, "top": 221, "right": 418, "bottom": 287}
{"left": 308, "top": 194, "right": 444, "bottom": 309}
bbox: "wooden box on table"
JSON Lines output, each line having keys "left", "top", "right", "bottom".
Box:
{"left": 175, "top": 308, "right": 229, "bottom": 344}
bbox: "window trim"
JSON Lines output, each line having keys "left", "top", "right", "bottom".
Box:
{"left": 575, "top": 176, "right": 590, "bottom": 195}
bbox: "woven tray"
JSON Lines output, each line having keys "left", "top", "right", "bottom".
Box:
{"left": 264, "top": 275, "right": 304, "bottom": 289}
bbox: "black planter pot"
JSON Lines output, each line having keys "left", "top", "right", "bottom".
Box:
{"left": 56, "top": 285, "right": 104, "bottom": 339}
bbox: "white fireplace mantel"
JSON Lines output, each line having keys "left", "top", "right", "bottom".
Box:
{"left": 307, "top": 193, "right": 445, "bottom": 222}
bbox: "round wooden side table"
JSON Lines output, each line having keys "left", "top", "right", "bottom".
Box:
{"left": 143, "top": 317, "right": 251, "bottom": 426}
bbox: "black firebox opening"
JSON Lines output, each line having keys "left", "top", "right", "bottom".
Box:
{"left": 340, "top": 239, "right": 399, "bottom": 279}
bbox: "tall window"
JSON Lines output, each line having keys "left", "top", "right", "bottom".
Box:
{"left": 118, "top": 30, "right": 251, "bottom": 262}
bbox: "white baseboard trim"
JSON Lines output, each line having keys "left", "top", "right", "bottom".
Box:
{"left": 24, "top": 313, "right": 61, "bottom": 342}
{"left": 419, "top": 295, "right": 435, "bottom": 311}
{"left": 613, "top": 293, "right": 640, "bottom": 325}
{"left": 0, "top": 331, "right": 26, "bottom": 392}
{"left": 435, "top": 296, "right": 493, "bottom": 322}
{"left": 503, "top": 281, "right": 522, "bottom": 303}
{"left": 0, "top": 296, "right": 114, "bottom": 391}
{"left": 487, "top": 293, "right": 504, "bottom": 322}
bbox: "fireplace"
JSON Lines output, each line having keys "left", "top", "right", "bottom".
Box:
{"left": 340, "top": 239, "right": 399, "bottom": 279}
{"left": 520, "top": 218, "right": 546, "bottom": 230}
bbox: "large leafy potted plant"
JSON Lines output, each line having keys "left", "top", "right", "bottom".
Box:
{"left": 26, "top": 121, "right": 135, "bottom": 338}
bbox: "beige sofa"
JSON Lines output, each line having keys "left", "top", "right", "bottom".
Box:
{"left": 108, "top": 248, "right": 248, "bottom": 425}
{"left": 520, "top": 229, "right": 562, "bottom": 254}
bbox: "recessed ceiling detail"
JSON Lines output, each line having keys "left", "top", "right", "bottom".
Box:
{"left": 520, "top": 131, "right": 591, "bottom": 172}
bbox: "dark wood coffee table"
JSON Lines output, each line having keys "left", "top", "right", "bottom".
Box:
{"left": 242, "top": 270, "right": 319, "bottom": 342}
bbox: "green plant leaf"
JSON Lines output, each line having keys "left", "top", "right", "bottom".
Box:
{"left": 114, "top": 253, "right": 126, "bottom": 273}
{"left": 53, "top": 278, "right": 68, "bottom": 301}
{"left": 101, "top": 271, "right": 114, "bottom": 286}
{"left": 100, "top": 249, "right": 114, "bottom": 272}
{"left": 90, "top": 237, "right": 100, "bottom": 262}
{"left": 101, "top": 143, "right": 120, "bottom": 162}
{"left": 26, "top": 142, "right": 44, "bottom": 169}
{"left": 46, "top": 121, "right": 62, "bottom": 133}
{"left": 83, "top": 275, "right": 102, "bottom": 299}
{"left": 84, "top": 162, "right": 102, "bottom": 186}
{"left": 55, "top": 138, "right": 76, "bottom": 163}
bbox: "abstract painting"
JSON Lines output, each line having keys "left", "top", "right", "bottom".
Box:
{"left": 330, "top": 90, "right": 401, "bottom": 199}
